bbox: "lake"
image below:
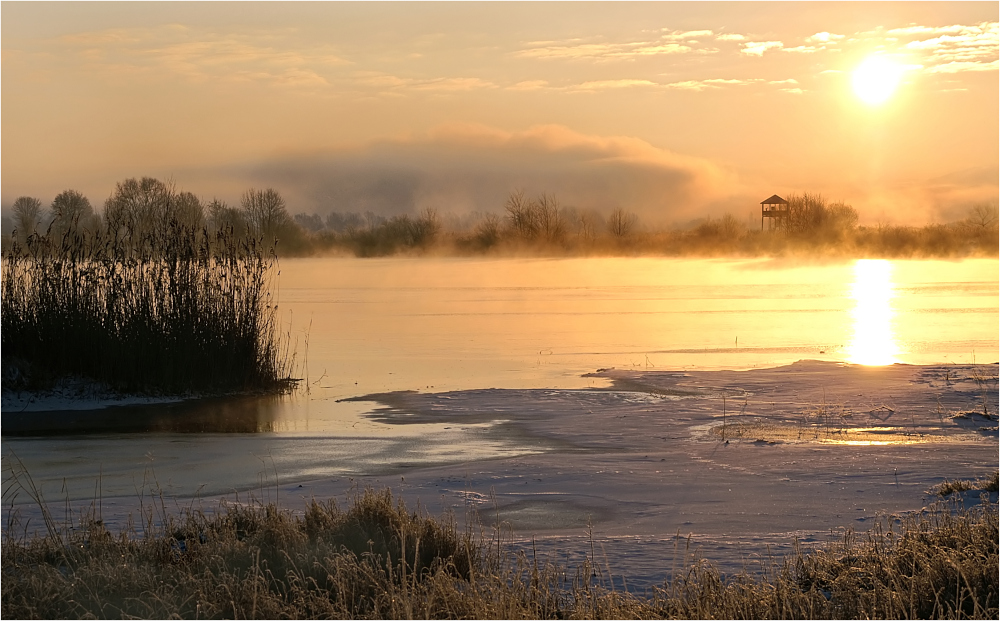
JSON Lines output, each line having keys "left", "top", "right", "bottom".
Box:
{"left": 3, "top": 256, "right": 998, "bottom": 575}
{"left": 272, "top": 256, "right": 998, "bottom": 395}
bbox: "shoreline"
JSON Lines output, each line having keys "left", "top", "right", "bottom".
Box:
{"left": 1, "top": 384, "right": 185, "bottom": 414}
{"left": 4, "top": 360, "right": 997, "bottom": 585}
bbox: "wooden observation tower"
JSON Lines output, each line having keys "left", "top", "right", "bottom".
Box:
{"left": 761, "top": 194, "right": 789, "bottom": 230}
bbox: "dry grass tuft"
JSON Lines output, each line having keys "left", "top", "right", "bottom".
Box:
{"left": 932, "top": 471, "right": 1000, "bottom": 497}
{"left": 2, "top": 486, "right": 996, "bottom": 619}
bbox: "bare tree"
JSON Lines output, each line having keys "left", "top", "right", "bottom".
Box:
{"left": 413, "top": 207, "right": 440, "bottom": 246}
{"left": 103, "top": 177, "right": 173, "bottom": 239}
{"left": 576, "top": 209, "right": 604, "bottom": 244}
{"left": 827, "top": 202, "right": 859, "bottom": 231}
{"left": 607, "top": 208, "right": 638, "bottom": 238}
{"left": 11, "top": 196, "right": 43, "bottom": 242}
{"left": 719, "top": 213, "right": 745, "bottom": 239}
{"left": 505, "top": 190, "right": 537, "bottom": 239}
{"left": 294, "top": 213, "right": 325, "bottom": 232}
{"left": 242, "top": 188, "right": 291, "bottom": 242}
{"left": 207, "top": 199, "right": 248, "bottom": 238}
{"left": 475, "top": 213, "right": 502, "bottom": 247}
{"left": 49, "top": 190, "right": 95, "bottom": 239}
{"left": 363, "top": 211, "right": 386, "bottom": 231}
{"left": 967, "top": 202, "right": 999, "bottom": 230}
{"left": 326, "top": 211, "right": 364, "bottom": 235}
{"left": 785, "top": 193, "right": 827, "bottom": 234}
{"left": 578, "top": 213, "right": 596, "bottom": 243}
{"left": 172, "top": 191, "right": 205, "bottom": 231}
{"left": 784, "top": 193, "right": 859, "bottom": 240}
{"left": 536, "top": 193, "right": 565, "bottom": 243}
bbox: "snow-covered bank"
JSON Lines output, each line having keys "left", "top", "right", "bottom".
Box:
{"left": 1, "top": 377, "right": 184, "bottom": 413}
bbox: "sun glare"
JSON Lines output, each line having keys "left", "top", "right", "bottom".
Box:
{"left": 852, "top": 56, "right": 904, "bottom": 105}
{"left": 846, "top": 259, "right": 900, "bottom": 365}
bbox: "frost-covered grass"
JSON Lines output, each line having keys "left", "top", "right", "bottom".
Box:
{"left": 932, "top": 470, "right": 1000, "bottom": 497}
{"left": 3, "top": 486, "right": 996, "bottom": 619}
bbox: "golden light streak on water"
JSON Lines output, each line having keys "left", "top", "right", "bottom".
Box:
{"left": 847, "top": 259, "right": 900, "bottom": 365}
{"left": 818, "top": 439, "right": 927, "bottom": 446}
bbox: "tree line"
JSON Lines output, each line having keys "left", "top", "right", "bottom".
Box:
{"left": 4, "top": 180, "right": 997, "bottom": 258}
{"left": 7, "top": 178, "right": 302, "bottom": 255}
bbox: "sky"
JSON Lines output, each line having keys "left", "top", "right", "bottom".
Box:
{"left": 2, "top": 1, "right": 998, "bottom": 225}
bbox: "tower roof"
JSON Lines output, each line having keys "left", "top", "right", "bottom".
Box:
{"left": 760, "top": 194, "right": 788, "bottom": 205}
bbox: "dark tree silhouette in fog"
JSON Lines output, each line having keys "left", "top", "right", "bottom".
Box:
{"left": 11, "top": 196, "right": 42, "bottom": 243}
{"left": 49, "top": 190, "right": 96, "bottom": 239}
{"left": 242, "top": 188, "right": 293, "bottom": 243}
{"left": 104, "top": 177, "right": 173, "bottom": 240}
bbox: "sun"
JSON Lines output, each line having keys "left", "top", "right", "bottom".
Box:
{"left": 852, "top": 56, "right": 904, "bottom": 105}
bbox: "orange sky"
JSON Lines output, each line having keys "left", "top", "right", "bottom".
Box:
{"left": 2, "top": 2, "right": 997, "bottom": 225}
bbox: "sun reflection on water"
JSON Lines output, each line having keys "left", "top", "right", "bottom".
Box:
{"left": 847, "top": 259, "right": 900, "bottom": 365}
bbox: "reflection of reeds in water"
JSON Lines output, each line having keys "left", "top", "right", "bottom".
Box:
{"left": 1, "top": 223, "right": 292, "bottom": 395}
{"left": 2, "top": 394, "right": 285, "bottom": 436}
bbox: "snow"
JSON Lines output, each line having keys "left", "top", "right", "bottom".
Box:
{"left": 4, "top": 361, "right": 997, "bottom": 588}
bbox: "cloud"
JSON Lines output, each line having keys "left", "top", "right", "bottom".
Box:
{"left": 888, "top": 24, "right": 976, "bottom": 36}
{"left": 715, "top": 33, "right": 746, "bottom": 41}
{"left": 666, "top": 78, "right": 764, "bottom": 91}
{"left": 514, "top": 30, "right": 727, "bottom": 61}
{"left": 741, "top": 41, "right": 783, "bottom": 56}
{"left": 411, "top": 78, "right": 497, "bottom": 92}
{"left": 806, "top": 32, "right": 845, "bottom": 43}
{"left": 782, "top": 46, "right": 822, "bottom": 54}
{"left": 229, "top": 124, "right": 739, "bottom": 222}
{"left": 905, "top": 31, "right": 997, "bottom": 52}
{"left": 53, "top": 25, "right": 349, "bottom": 89}
{"left": 660, "top": 29, "right": 715, "bottom": 41}
{"left": 507, "top": 80, "right": 550, "bottom": 91}
{"left": 925, "top": 59, "right": 999, "bottom": 73}
{"left": 629, "top": 44, "right": 700, "bottom": 56}
{"left": 782, "top": 33, "right": 845, "bottom": 54}
{"left": 572, "top": 79, "right": 661, "bottom": 91}
{"left": 355, "top": 73, "right": 497, "bottom": 92}
{"left": 768, "top": 21, "right": 998, "bottom": 78}
{"left": 662, "top": 78, "right": 802, "bottom": 92}
{"left": 515, "top": 40, "right": 693, "bottom": 60}
{"left": 886, "top": 21, "right": 999, "bottom": 73}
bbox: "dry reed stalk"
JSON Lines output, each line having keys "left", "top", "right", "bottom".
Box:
{"left": 2, "top": 218, "right": 293, "bottom": 395}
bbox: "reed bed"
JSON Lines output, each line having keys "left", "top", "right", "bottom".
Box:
{"left": 1, "top": 220, "right": 291, "bottom": 395}
{"left": 2, "top": 486, "right": 995, "bottom": 619}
